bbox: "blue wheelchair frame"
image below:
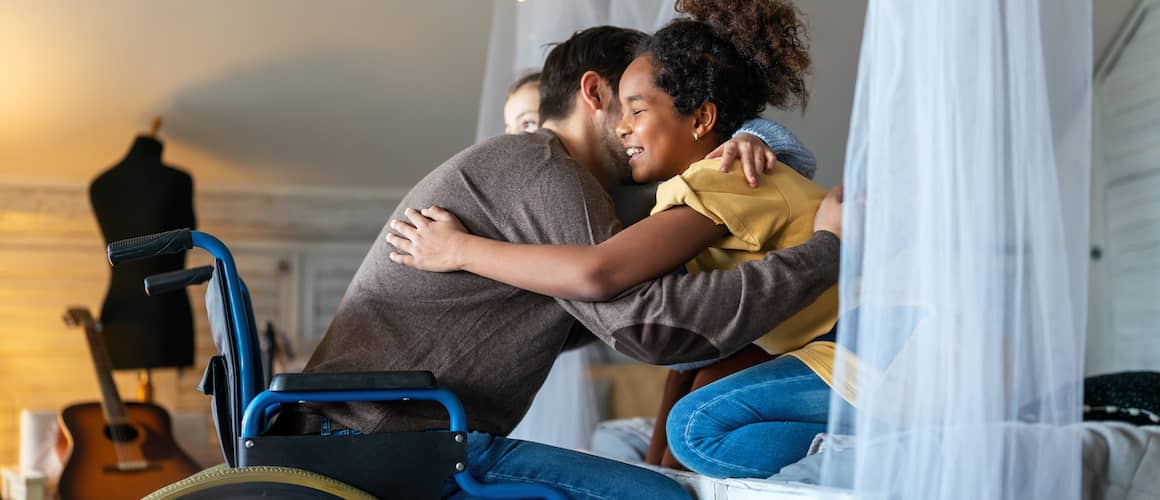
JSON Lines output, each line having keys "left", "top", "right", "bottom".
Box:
{"left": 118, "top": 229, "right": 565, "bottom": 499}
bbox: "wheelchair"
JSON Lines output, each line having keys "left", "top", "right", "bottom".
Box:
{"left": 108, "top": 229, "right": 565, "bottom": 499}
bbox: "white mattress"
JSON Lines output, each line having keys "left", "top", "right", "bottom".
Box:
{"left": 1082, "top": 422, "right": 1160, "bottom": 500}
{"left": 639, "top": 464, "right": 852, "bottom": 500}
{"left": 633, "top": 422, "right": 1160, "bottom": 500}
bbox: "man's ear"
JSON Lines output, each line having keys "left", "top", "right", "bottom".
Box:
{"left": 692, "top": 101, "right": 718, "bottom": 139}
{"left": 578, "top": 70, "right": 610, "bottom": 112}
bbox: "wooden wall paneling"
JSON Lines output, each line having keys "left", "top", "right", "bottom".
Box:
{"left": 1091, "top": 0, "right": 1160, "bottom": 375}
{"left": 0, "top": 181, "right": 396, "bottom": 467}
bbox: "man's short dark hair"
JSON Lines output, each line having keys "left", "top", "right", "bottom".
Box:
{"left": 539, "top": 26, "right": 649, "bottom": 122}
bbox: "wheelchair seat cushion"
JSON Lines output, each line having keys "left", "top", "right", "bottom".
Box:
{"left": 269, "top": 371, "right": 437, "bottom": 392}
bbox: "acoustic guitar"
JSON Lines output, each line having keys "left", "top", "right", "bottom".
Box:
{"left": 56, "top": 307, "right": 201, "bottom": 499}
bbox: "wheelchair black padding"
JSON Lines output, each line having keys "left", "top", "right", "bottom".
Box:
{"left": 199, "top": 259, "right": 471, "bottom": 499}
{"left": 269, "top": 371, "right": 436, "bottom": 392}
{"left": 199, "top": 354, "right": 236, "bottom": 467}
{"left": 204, "top": 261, "right": 259, "bottom": 467}
{"left": 240, "top": 431, "right": 467, "bottom": 499}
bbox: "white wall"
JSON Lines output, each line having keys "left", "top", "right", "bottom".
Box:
{"left": 2, "top": 0, "right": 1140, "bottom": 191}
{"left": 0, "top": 0, "right": 492, "bottom": 189}
{"left": 1097, "top": 0, "right": 1145, "bottom": 65}
{"left": 1088, "top": 0, "right": 1160, "bottom": 374}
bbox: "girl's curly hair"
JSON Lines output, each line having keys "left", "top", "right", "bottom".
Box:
{"left": 642, "top": 0, "right": 811, "bottom": 137}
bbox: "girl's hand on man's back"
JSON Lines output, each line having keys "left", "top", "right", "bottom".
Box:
{"left": 387, "top": 206, "right": 470, "bottom": 272}
{"left": 708, "top": 133, "right": 778, "bottom": 188}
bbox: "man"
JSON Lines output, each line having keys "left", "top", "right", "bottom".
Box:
{"left": 302, "top": 26, "right": 842, "bottom": 498}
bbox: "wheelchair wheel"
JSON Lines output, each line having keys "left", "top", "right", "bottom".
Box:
{"left": 143, "top": 464, "right": 376, "bottom": 500}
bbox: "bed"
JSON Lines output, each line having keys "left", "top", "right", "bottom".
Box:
{"left": 620, "top": 422, "right": 1160, "bottom": 500}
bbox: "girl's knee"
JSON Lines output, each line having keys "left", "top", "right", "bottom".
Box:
{"left": 667, "top": 392, "right": 727, "bottom": 440}
{"left": 665, "top": 397, "right": 698, "bottom": 449}
{"left": 666, "top": 397, "right": 722, "bottom": 463}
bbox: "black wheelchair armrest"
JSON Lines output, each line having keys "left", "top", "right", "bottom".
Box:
{"left": 268, "top": 371, "right": 437, "bottom": 392}
{"left": 145, "top": 265, "right": 215, "bottom": 296}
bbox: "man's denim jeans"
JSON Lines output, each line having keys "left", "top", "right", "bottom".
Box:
{"left": 443, "top": 432, "right": 689, "bottom": 499}
{"left": 319, "top": 417, "right": 690, "bottom": 499}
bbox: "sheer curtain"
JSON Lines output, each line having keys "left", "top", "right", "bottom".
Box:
{"left": 476, "top": 0, "right": 678, "bottom": 141}
{"left": 476, "top": 0, "right": 678, "bottom": 450}
{"left": 823, "top": 1, "right": 1091, "bottom": 499}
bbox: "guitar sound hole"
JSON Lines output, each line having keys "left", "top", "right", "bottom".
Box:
{"left": 104, "top": 423, "right": 139, "bottom": 442}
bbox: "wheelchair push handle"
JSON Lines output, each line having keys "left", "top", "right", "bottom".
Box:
{"left": 107, "top": 228, "right": 194, "bottom": 266}
{"left": 145, "top": 266, "right": 215, "bottom": 296}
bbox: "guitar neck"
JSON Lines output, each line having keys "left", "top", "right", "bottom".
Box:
{"left": 78, "top": 317, "right": 130, "bottom": 424}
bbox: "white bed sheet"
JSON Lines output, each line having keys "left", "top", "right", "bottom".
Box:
{"left": 629, "top": 422, "right": 1160, "bottom": 500}
{"left": 638, "top": 464, "right": 852, "bottom": 500}
{"left": 1081, "top": 422, "right": 1160, "bottom": 500}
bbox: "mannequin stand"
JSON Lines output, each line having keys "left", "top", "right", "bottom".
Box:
{"left": 137, "top": 368, "right": 153, "bottom": 403}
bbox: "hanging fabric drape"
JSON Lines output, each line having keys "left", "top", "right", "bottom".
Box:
{"left": 476, "top": 0, "right": 678, "bottom": 141}
{"left": 822, "top": 1, "right": 1092, "bottom": 499}
{"left": 476, "top": 0, "right": 679, "bottom": 451}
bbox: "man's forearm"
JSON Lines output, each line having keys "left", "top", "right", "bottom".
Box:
{"left": 560, "top": 231, "right": 840, "bottom": 364}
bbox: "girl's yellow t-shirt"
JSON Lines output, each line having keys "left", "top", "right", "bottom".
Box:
{"left": 651, "top": 159, "right": 854, "bottom": 404}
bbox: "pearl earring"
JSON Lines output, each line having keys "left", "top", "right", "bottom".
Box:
{"left": 693, "top": 132, "right": 700, "bottom": 141}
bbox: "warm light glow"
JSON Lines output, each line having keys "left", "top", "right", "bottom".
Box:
{"left": 0, "top": 4, "right": 90, "bottom": 150}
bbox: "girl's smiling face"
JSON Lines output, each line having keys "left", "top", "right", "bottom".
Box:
{"left": 616, "top": 56, "right": 706, "bottom": 183}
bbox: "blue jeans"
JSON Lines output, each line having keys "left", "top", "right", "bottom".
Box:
{"left": 442, "top": 432, "right": 690, "bottom": 500}
{"left": 318, "top": 418, "right": 689, "bottom": 499}
{"left": 666, "top": 355, "right": 849, "bottom": 479}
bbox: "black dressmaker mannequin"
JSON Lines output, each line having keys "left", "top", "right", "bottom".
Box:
{"left": 89, "top": 118, "right": 196, "bottom": 400}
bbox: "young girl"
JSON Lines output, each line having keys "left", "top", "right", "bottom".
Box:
{"left": 503, "top": 72, "right": 541, "bottom": 135}
{"left": 388, "top": 0, "right": 850, "bottom": 479}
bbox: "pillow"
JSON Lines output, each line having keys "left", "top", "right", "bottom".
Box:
{"left": 1083, "top": 371, "right": 1160, "bottom": 425}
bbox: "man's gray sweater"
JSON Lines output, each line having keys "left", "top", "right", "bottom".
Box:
{"left": 303, "top": 129, "right": 839, "bottom": 436}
